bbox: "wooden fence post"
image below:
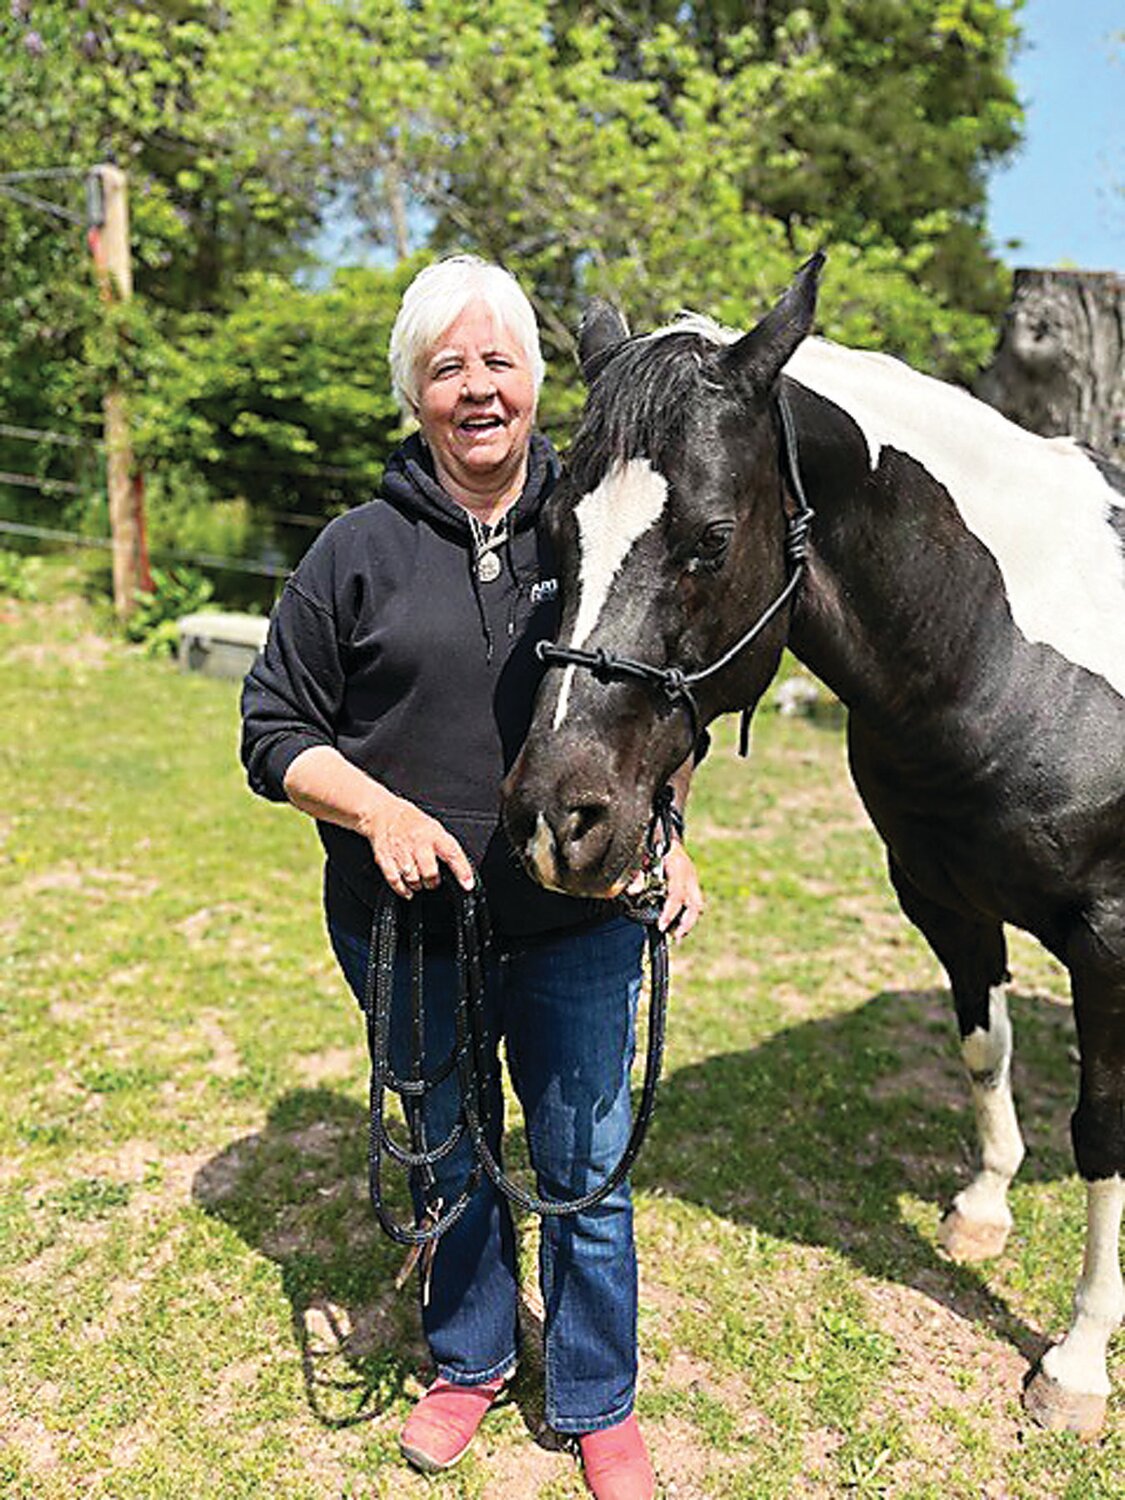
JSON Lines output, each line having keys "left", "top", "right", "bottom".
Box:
{"left": 89, "top": 164, "right": 150, "bottom": 618}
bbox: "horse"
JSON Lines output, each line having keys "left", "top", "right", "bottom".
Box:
{"left": 501, "top": 254, "right": 1125, "bottom": 1438}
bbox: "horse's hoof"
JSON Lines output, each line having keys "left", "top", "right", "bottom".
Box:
{"left": 1023, "top": 1368, "right": 1106, "bottom": 1438}
{"left": 937, "top": 1207, "right": 1010, "bottom": 1263}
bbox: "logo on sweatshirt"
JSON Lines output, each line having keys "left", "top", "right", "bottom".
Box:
{"left": 530, "top": 578, "right": 559, "bottom": 605}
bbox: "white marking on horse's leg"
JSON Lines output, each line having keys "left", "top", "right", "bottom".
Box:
{"left": 550, "top": 459, "right": 668, "bottom": 730}
{"left": 1041, "top": 1177, "right": 1125, "bottom": 1398}
{"left": 953, "top": 987, "right": 1025, "bottom": 1233}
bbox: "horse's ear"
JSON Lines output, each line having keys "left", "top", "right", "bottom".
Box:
{"left": 720, "top": 252, "right": 824, "bottom": 392}
{"left": 578, "top": 299, "right": 630, "bottom": 383}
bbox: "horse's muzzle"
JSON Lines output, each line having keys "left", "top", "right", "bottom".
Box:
{"left": 502, "top": 750, "right": 643, "bottom": 899}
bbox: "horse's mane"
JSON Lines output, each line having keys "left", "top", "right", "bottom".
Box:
{"left": 566, "top": 314, "right": 738, "bottom": 494}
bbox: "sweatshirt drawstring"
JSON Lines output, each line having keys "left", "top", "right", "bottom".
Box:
{"left": 505, "top": 533, "right": 519, "bottom": 638}
{"left": 468, "top": 555, "right": 494, "bottom": 662}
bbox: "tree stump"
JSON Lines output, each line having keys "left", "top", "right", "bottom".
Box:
{"left": 974, "top": 268, "right": 1124, "bottom": 468}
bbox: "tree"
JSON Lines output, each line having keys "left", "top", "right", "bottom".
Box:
{"left": 2, "top": 0, "right": 1028, "bottom": 571}
{"left": 415, "top": 2, "right": 1022, "bottom": 381}
{"left": 0, "top": 0, "right": 323, "bottom": 531}
{"left": 975, "top": 269, "right": 1125, "bottom": 466}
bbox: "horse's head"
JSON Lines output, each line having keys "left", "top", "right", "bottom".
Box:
{"left": 502, "top": 256, "right": 822, "bottom": 898}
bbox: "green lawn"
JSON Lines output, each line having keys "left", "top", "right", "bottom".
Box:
{"left": 1, "top": 567, "right": 1120, "bottom": 1498}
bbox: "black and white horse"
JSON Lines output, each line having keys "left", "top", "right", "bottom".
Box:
{"left": 503, "top": 256, "right": 1125, "bottom": 1436}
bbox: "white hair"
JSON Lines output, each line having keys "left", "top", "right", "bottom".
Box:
{"left": 389, "top": 255, "right": 546, "bottom": 418}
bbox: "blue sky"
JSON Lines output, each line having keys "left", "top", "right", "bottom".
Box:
{"left": 987, "top": 0, "right": 1123, "bottom": 269}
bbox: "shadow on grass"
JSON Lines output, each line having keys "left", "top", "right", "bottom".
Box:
{"left": 639, "top": 984, "right": 1080, "bottom": 1365}
{"left": 192, "top": 1086, "right": 418, "bottom": 1428}
{"left": 193, "top": 984, "right": 1079, "bottom": 1426}
{"left": 191, "top": 1086, "right": 558, "bottom": 1442}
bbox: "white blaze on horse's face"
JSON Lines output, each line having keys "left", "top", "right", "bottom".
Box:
{"left": 550, "top": 457, "right": 669, "bottom": 730}
{"left": 786, "top": 338, "right": 1125, "bottom": 699}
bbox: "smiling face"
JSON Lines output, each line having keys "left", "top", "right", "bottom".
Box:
{"left": 414, "top": 301, "right": 537, "bottom": 510}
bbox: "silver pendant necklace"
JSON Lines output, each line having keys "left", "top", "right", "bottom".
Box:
{"left": 468, "top": 513, "right": 509, "bottom": 583}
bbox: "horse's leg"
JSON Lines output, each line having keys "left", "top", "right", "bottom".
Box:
{"left": 888, "top": 857, "right": 1024, "bottom": 1262}
{"left": 1025, "top": 913, "right": 1125, "bottom": 1438}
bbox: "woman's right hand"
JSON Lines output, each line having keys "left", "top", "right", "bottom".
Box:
{"left": 358, "top": 790, "right": 475, "bottom": 900}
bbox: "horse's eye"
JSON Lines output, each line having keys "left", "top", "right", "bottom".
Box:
{"left": 687, "top": 522, "right": 733, "bottom": 574}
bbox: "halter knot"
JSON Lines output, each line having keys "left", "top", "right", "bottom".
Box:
{"left": 784, "top": 506, "right": 815, "bottom": 568}
{"left": 660, "top": 666, "right": 688, "bottom": 700}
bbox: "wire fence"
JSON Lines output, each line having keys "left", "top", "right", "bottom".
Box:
{"left": 0, "top": 518, "right": 291, "bottom": 580}
{"left": 0, "top": 421, "right": 102, "bottom": 450}
{"left": 0, "top": 470, "right": 86, "bottom": 496}
{"left": 0, "top": 162, "right": 293, "bottom": 586}
{"left": 0, "top": 181, "right": 85, "bottom": 224}
{"left": 0, "top": 168, "right": 90, "bottom": 183}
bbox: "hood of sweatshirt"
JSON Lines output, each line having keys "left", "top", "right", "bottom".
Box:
{"left": 380, "top": 431, "right": 559, "bottom": 542}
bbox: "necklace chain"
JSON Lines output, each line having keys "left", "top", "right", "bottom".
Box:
{"left": 467, "top": 512, "right": 509, "bottom": 582}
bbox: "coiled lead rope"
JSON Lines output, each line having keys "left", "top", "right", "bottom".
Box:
{"left": 362, "top": 854, "right": 670, "bottom": 1250}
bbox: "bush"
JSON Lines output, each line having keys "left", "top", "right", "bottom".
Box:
{"left": 133, "top": 265, "right": 413, "bottom": 530}
{"left": 123, "top": 565, "right": 214, "bottom": 657}
{"left": 0, "top": 549, "right": 43, "bottom": 601}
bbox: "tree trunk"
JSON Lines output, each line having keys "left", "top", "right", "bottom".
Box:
{"left": 974, "top": 269, "right": 1124, "bottom": 469}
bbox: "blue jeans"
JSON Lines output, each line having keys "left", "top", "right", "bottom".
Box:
{"left": 329, "top": 912, "right": 645, "bottom": 1434}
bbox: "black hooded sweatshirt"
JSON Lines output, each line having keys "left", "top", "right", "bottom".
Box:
{"left": 240, "top": 432, "right": 604, "bottom": 943}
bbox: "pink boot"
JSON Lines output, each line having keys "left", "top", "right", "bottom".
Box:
{"left": 578, "top": 1414, "right": 655, "bottom": 1500}
{"left": 399, "top": 1374, "right": 507, "bottom": 1473}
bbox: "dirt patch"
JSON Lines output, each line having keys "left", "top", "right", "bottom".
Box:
{"left": 464, "top": 1432, "right": 580, "bottom": 1499}
{"left": 800, "top": 1425, "right": 845, "bottom": 1495}
{"left": 173, "top": 906, "right": 277, "bottom": 964}
{"left": 191, "top": 1133, "right": 264, "bottom": 1210}
{"left": 859, "top": 1277, "right": 1036, "bottom": 1488}
{"left": 0, "top": 1411, "right": 60, "bottom": 1474}
{"left": 196, "top": 1009, "right": 243, "bottom": 1079}
{"left": 661, "top": 1348, "right": 768, "bottom": 1434}
{"left": 296, "top": 1046, "right": 362, "bottom": 1086}
{"left": 676, "top": 949, "right": 761, "bottom": 988}
{"left": 835, "top": 893, "right": 913, "bottom": 943}
{"left": 867, "top": 989, "right": 966, "bottom": 1111}
{"left": 23, "top": 862, "right": 159, "bottom": 900}
{"left": 9, "top": 634, "right": 110, "bottom": 671}
{"left": 108, "top": 1420, "right": 154, "bottom": 1469}
{"left": 642, "top": 1414, "right": 717, "bottom": 1498}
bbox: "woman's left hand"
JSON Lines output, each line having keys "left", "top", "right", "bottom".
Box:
{"left": 659, "top": 839, "right": 704, "bottom": 940}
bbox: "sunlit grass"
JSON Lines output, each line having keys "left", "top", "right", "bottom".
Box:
{"left": 0, "top": 564, "right": 1119, "bottom": 1497}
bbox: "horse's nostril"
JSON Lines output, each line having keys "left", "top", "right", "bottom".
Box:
{"left": 559, "top": 799, "right": 609, "bottom": 851}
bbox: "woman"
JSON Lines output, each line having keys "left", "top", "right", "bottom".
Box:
{"left": 241, "top": 256, "right": 703, "bottom": 1499}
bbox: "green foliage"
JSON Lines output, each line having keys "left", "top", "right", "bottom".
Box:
{"left": 194, "top": 0, "right": 1020, "bottom": 404}
{"left": 0, "top": 0, "right": 317, "bottom": 533}
{"left": 2, "top": 0, "right": 1025, "bottom": 597}
{"left": 123, "top": 564, "right": 214, "bottom": 656}
{"left": 141, "top": 469, "right": 258, "bottom": 566}
{"left": 0, "top": 550, "right": 44, "bottom": 601}
{"left": 132, "top": 266, "right": 414, "bottom": 526}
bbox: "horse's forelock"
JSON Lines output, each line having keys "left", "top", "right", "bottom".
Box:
{"left": 567, "top": 317, "right": 737, "bottom": 495}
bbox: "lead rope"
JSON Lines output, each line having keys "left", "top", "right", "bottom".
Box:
{"left": 362, "top": 815, "right": 673, "bottom": 1259}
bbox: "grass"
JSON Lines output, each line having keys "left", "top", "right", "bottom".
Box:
{"left": 0, "top": 560, "right": 1120, "bottom": 1498}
